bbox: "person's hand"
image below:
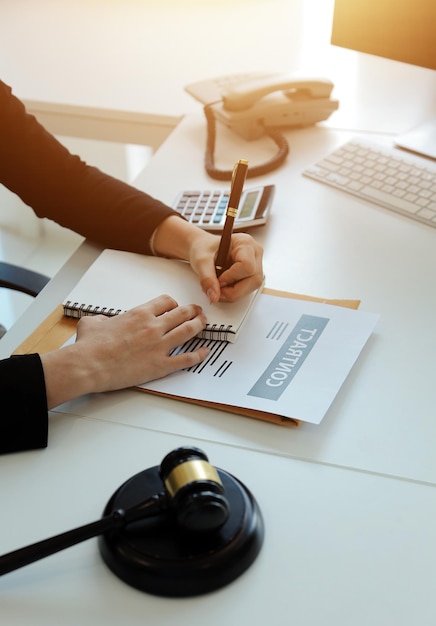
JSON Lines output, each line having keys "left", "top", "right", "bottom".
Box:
{"left": 41, "top": 295, "right": 210, "bottom": 409}
{"left": 188, "top": 231, "right": 264, "bottom": 304}
{"left": 151, "top": 216, "right": 264, "bottom": 304}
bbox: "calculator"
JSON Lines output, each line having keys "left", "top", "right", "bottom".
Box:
{"left": 172, "top": 184, "right": 275, "bottom": 231}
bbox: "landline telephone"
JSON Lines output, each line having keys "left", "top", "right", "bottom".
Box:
{"left": 185, "top": 72, "right": 339, "bottom": 180}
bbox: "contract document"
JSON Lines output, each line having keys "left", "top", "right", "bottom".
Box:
{"left": 140, "top": 294, "right": 379, "bottom": 425}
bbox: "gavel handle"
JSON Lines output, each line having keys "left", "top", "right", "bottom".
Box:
{"left": 0, "top": 493, "right": 167, "bottom": 576}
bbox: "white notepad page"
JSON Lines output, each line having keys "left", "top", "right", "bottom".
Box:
{"left": 62, "top": 249, "right": 263, "bottom": 342}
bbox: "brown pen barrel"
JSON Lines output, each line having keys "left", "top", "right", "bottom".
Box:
{"left": 215, "top": 160, "right": 248, "bottom": 276}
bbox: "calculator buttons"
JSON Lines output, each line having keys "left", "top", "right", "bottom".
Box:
{"left": 174, "top": 190, "right": 230, "bottom": 227}
{"left": 172, "top": 185, "right": 274, "bottom": 231}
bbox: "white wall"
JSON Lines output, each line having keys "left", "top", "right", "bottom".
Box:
{"left": 1, "top": 0, "right": 304, "bottom": 116}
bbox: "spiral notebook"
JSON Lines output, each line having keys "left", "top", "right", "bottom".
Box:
{"left": 62, "top": 249, "right": 263, "bottom": 343}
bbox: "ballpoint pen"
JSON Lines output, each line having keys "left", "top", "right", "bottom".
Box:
{"left": 214, "top": 159, "right": 249, "bottom": 277}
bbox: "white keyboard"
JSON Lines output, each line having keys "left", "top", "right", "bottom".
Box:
{"left": 303, "top": 139, "right": 436, "bottom": 228}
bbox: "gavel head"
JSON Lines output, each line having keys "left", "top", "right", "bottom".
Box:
{"left": 159, "top": 447, "right": 230, "bottom": 533}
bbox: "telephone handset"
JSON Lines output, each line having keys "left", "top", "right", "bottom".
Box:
{"left": 185, "top": 72, "right": 339, "bottom": 180}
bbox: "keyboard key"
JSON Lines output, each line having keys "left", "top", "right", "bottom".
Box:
{"left": 363, "top": 185, "right": 422, "bottom": 214}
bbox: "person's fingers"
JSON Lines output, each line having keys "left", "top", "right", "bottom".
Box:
{"left": 165, "top": 345, "right": 211, "bottom": 372}
{"left": 146, "top": 293, "right": 179, "bottom": 316}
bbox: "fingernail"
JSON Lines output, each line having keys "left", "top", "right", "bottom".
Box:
{"left": 207, "top": 288, "right": 217, "bottom": 303}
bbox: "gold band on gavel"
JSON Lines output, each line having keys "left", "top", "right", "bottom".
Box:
{"left": 164, "top": 460, "right": 222, "bottom": 498}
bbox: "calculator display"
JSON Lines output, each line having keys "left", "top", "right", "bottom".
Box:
{"left": 173, "top": 185, "right": 275, "bottom": 232}
{"left": 239, "top": 190, "right": 258, "bottom": 220}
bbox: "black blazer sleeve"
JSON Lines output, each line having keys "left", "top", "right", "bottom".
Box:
{"left": 0, "top": 354, "right": 49, "bottom": 454}
{"left": 0, "top": 80, "right": 186, "bottom": 454}
{"left": 0, "top": 80, "right": 178, "bottom": 255}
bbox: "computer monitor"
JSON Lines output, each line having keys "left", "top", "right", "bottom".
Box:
{"left": 331, "top": 0, "right": 436, "bottom": 159}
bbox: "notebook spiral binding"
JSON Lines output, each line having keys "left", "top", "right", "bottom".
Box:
{"left": 63, "top": 302, "right": 123, "bottom": 319}
{"left": 63, "top": 302, "right": 235, "bottom": 341}
{"left": 199, "top": 324, "right": 235, "bottom": 342}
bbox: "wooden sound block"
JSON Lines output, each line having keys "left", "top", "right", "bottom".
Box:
{"left": 99, "top": 466, "right": 264, "bottom": 597}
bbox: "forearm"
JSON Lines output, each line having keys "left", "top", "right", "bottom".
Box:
{"left": 0, "top": 80, "right": 177, "bottom": 255}
{"left": 152, "top": 215, "right": 219, "bottom": 260}
{"left": 40, "top": 344, "right": 99, "bottom": 410}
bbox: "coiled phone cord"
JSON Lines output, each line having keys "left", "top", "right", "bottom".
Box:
{"left": 203, "top": 104, "right": 289, "bottom": 181}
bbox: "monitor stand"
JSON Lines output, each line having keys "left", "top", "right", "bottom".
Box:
{"left": 395, "top": 117, "right": 436, "bottom": 161}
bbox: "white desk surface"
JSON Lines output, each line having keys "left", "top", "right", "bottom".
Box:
{"left": 1, "top": 116, "right": 436, "bottom": 624}
{"left": 1, "top": 418, "right": 436, "bottom": 626}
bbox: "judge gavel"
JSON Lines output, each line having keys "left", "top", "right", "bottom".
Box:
{"left": 1, "top": 446, "right": 264, "bottom": 596}
{"left": 0, "top": 447, "right": 230, "bottom": 576}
